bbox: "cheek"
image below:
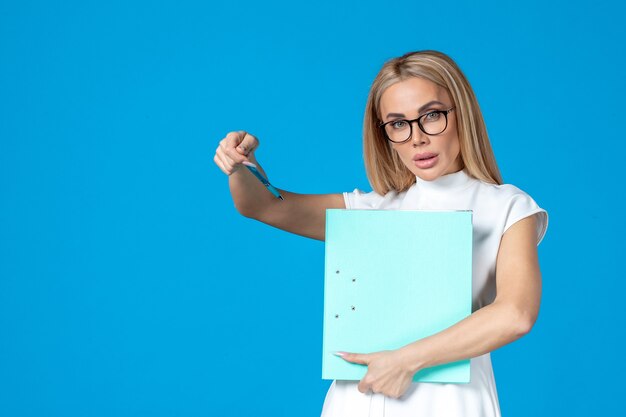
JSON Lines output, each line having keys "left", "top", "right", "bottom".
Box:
{"left": 447, "top": 141, "right": 460, "bottom": 161}
{"left": 450, "top": 124, "right": 461, "bottom": 154}
{"left": 450, "top": 137, "right": 460, "bottom": 153}
{"left": 393, "top": 144, "right": 412, "bottom": 161}
{"left": 444, "top": 133, "right": 461, "bottom": 157}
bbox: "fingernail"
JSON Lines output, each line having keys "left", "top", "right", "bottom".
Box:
{"left": 333, "top": 351, "right": 346, "bottom": 357}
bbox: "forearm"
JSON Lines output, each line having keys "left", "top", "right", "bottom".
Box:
{"left": 228, "top": 159, "right": 345, "bottom": 240}
{"left": 229, "top": 156, "right": 281, "bottom": 218}
{"left": 401, "top": 217, "right": 543, "bottom": 373}
{"left": 400, "top": 300, "right": 534, "bottom": 373}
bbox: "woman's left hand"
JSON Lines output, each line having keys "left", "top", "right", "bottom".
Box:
{"left": 337, "top": 349, "right": 417, "bottom": 399}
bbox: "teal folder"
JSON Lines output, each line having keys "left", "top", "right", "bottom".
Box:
{"left": 322, "top": 209, "right": 473, "bottom": 383}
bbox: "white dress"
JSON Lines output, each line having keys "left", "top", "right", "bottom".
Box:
{"left": 320, "top": 169, "right": 548, "bottom": 417}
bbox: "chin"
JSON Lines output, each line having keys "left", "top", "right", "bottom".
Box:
{"left": 414, "top": 172, "right": 434, "bottom": 182}
{"left": 414, "top": 168, "right": 446, "bottom": 182}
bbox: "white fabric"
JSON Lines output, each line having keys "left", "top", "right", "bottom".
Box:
{"left": 320, "top": 169, "right": 548, "bottom": 417}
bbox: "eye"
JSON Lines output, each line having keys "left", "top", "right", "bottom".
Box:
{"left": 390, "top": 120, "right": 409, "bottom": 129}
{"left": 424, "top": 111, "right": 442, "bottom": 122}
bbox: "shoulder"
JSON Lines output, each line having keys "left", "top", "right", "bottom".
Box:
{"left": 475, "top": 180, "right": 529, "bottom": 200}
{"left": 475, "top": 180, "right": 549, "bottom": 245}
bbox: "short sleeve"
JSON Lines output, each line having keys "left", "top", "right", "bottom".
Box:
{"left": 502, "top": 191, "right": 549, "bottom": 245}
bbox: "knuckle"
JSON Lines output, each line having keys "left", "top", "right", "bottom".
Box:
{"left": 224, "top": 149, "right": 239, "bottom": 162}
{"left": 229, "top": 152, "right": 244, "bottom": 163}
{"left": 225, "top": 132, "right": 241, "bottom": 145}
{"left": 220, "top": 147, "right": 232, "bottom": 159}
{"left": 243, "top": 133, "right": 259, "bottom": 147}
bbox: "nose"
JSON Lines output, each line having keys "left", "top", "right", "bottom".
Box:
{"left": 411, "top": 121, "right": 429, "bottom": 147}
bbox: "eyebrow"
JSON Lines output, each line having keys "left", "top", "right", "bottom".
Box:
{"left": 385, "top": 100, "right": 447, "bottom": 120}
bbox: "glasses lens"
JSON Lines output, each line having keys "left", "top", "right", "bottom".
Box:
{"left": 384, "top": 120, "right": 412, "bottom": 143}
{"left": 420, "top": 111, "right": 447, "bottom": 135}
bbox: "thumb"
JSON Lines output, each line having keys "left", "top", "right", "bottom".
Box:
{"left": 336, "top": 352, "right": 370, "bottom": 365}
{"left": 236, "top": 131, "right": 260, "bottom": 156}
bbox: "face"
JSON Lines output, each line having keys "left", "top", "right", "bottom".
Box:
{"left": 379, "top": 77, "right": 463, "bottom": 182}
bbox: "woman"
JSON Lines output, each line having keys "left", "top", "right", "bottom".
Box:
{"left": 213, "top": 50, "right": 548, "bottom": 416}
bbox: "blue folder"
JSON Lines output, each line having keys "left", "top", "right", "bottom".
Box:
{"left": 322, "top": 209, "right": 473, "bottom": 383}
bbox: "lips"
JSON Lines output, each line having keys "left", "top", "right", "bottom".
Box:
{"left": 413, "top": 152, "right": 438, "bottom": 161}
{"left": 412, "top": 152, "right": 439, "bottom": 169}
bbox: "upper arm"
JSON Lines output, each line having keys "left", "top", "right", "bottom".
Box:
{"left": 254, "top": 191, "right": 346, "bottom": 241}
{"left": 494, "top": 214, "right": 543, "bottom": 329}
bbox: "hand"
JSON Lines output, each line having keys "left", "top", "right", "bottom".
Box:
{"left": 214, "top": 131, "right": 260, "bottom": 175}
{"left": 338, "top": 349, "right": 416, "bottom": 399}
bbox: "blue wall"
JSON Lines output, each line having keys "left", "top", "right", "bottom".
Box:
{"left": 1, "top": 0, "right": 624, "bottom": 415}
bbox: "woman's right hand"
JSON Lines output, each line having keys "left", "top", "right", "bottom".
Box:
{"left": 213, "top": 130, "right": 260, "bottom": 175}
{"left": 213, "top": 129, "right": 345, "bottom": 241}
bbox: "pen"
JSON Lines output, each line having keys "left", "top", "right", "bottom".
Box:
{"left": 242, "top": 161, "right": 284, "bottom": 201}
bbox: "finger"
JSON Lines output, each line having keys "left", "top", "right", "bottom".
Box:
{"left": 337, "top": 352, "right": 369, "bottom": 365}
{"left": 223, "top": 131, "right": 245, "bottom": 148}
{"left": 214, "top": 149, "right": 240, "bottom": 175}
{"left": 213, "top": 154, "right": 230, "bottom": 175}
{"left": 219, "top": 131, "right": 256, "bottom": 160}
{"left": 214, "top": 153, "right": 236, "bottom": 175}
{"left": 216, "top": 144, "right": 239, "bottom": 166}
{"left": 218, "top": 141, "right": 249, "bottom": 166}
{"left": 236, "top": 131, "right": 259, "bottom": 156}
{"left": 358, "top": 375, "right": 373, "bottom": 394}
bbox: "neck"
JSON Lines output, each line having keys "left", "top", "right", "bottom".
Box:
{"left": 415, "top": 169, "right": 473, "bottom": 192}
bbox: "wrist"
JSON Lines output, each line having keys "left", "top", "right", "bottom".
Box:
{"left": 399, "top": 342, "right": 428, "bottom": 375}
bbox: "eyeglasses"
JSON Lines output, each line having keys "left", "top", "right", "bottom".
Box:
{"left": 379, "top": 107, "right": 456, "bottom": 143}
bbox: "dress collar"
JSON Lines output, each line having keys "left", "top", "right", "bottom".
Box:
{"left": 414, "top": 169, "right": 474, "bottom": 192}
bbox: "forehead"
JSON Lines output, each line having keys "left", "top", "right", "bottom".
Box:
{"left": 379, "top": 77, "right": 451, "bottom": 117}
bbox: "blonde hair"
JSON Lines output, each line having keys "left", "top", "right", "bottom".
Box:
{"left": 363, "top": 50, "right": 502, "bottom": 194}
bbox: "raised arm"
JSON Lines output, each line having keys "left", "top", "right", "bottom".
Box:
{"left": 214, "top": 131, "right": 345, "bottom": 241}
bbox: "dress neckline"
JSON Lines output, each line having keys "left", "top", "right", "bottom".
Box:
{"left": 414, "top": 169, "right": 474, "bottom": 193}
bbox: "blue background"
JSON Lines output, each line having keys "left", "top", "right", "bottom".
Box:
{"left": 1, "top": 0, "right": 624, "bottom": 415}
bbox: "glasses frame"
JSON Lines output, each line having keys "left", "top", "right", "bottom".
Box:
{"left": 379, "top": 107, "right": 456, "bottom": 144}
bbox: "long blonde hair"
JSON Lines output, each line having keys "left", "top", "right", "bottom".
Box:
{"left": 363, "top": 50, "right": 502, "bottom": 194}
